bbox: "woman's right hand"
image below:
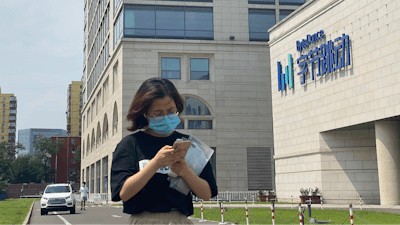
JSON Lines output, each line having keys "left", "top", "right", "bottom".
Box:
{"left": 153, "top": 145, "right": 183, "bottom": 168}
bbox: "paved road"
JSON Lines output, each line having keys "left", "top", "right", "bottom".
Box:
{"left": 30, "top": 201, "right": 219, "bottom": 224}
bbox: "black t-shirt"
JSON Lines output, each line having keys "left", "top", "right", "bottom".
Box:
{"left": 110, "top": 131, "right": 218, "bottom": 216}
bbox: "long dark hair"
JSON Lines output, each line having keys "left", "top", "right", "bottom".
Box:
{"left": 126, "top": 78, "right": 184, "bottom": 132}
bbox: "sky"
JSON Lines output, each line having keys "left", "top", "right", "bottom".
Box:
{"left": 0, "top": 1, "right": 84, "bottom": 138}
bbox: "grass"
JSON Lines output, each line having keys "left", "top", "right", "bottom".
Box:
{"left": 0, "top": 198, "right": 35, "bottom": 225}
{"left": 192, "top": 207, "right": 400, "bottom": 224}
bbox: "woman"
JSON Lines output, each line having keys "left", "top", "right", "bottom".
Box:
{"left": 111, "top": 78, "right": 218, "bottom": 224}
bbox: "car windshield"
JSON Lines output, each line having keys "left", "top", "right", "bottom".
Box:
{"left": 45, "top": 186, "right": 71, "bottom": 193}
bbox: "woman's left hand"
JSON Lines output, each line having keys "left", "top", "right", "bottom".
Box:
{"left": 170, "top": 159, "right": 190, "bottom": 177}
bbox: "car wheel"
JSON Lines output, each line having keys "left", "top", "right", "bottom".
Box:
{"left": 40, "top": 209, "right": 47, "bottom": 215}
{"left": 70, "top": 205, "right": 75, "bottom": 214}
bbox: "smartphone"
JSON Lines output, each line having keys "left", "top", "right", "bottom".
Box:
{"left": 172, "top": 140, "right": 191, "bottom": 157}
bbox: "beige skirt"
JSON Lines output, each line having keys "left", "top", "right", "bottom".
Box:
{"left": 128, "top": 211, "right": 194, "bottom": 225}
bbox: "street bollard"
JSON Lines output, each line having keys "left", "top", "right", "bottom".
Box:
{"left": 210, "top": 199, "right": 211, "bottom": 209}
{"left": 271, "top": 201, "right": 275, "bottom": 225}
{"left": 199, "top": 200, "right": 206, "bottom": 222}
{"left": 320, "top": 196, "right": 323, "bottom": 210}
{"left": 349, "top": 204, "right": 354, "bottom": 225}
{"left": 245, "top": 197, "right": 249, "bottom": 225}
{"left": 291, "top": 195, "right": 293, "bottom": 209}
{"left": 298, "top": 204, "right": 304, "bottom": 225}
{"left": 360, "top": 196, "right": 363, "bottom": 210}
{"left": 219, "top": 201, "right": 227, "bottom": 225}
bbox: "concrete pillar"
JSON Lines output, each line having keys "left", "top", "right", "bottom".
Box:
{"left": 375, "top": 121, "right": 400, "bottom": 205}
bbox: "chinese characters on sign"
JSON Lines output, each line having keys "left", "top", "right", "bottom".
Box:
{"left": 297, "top": 32, "right": 351, "bottom": 85}
{"left": 277, "top": 31, "right": 352, "bottom": 92}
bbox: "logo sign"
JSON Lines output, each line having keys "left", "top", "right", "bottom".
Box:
{"left": 277, "top": 54, "right": 294, "bottom": 91}
{"left": 277, "top": 30, "right": 351, "bottom": 91}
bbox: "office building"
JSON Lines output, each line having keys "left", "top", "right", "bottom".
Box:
{"left": 18, "top": 129, "right": 67, "bottom": 157}
{"left": 81, "top": 0, "right": 307, "bottom": 194}
{"left": 269, "top": 0, "right": 400, "bottom": 204}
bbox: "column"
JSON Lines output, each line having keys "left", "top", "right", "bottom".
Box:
{"left": 375, "top": 121, "right": 400, "bottom": 205}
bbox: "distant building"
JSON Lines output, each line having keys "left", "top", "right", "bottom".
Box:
{"left": 67, "top": 81, "right": 83, "bottom": 136}
{"left": 0, "top": 87, "right": 17, "bottom": 147}
{"left": 50, "top": 136, "right": 81, "bottom": 184}
{"left": 17, "top": 129, "right": 67, "bottom": 157}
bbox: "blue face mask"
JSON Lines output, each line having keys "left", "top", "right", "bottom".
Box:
{"left": 148, "top": 113, "right": 181, "bottom": 135}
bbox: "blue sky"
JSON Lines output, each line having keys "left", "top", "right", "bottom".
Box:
{"left": 0, "top": 1, "right": 83, "bottom": 137}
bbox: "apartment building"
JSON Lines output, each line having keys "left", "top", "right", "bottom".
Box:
{"left": 67, "top": 81, "right": 83, "bottom": 136}
{"left": 0, "top": 87, "right": 17, "bottom": 147}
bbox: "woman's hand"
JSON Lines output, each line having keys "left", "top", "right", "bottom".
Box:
{"left": 170, "top": 159, "right": 190, "bottom": 177}
{"left": 153, "top": 145, "right": 183, "bottom": 168}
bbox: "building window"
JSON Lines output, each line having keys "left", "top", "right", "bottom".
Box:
{"left": 249, "top": 9, "right": 276, "bottom": 42}
{"left": 72, "top": 148, "right": 75, "bottom": 154}
{"left": 114, "top": 10, "right": 124, "bottom": 48}
{"left": 279, "top": 0, "right": 305, "bottom": 5}
{"left": 279, "top": 10, "right": 294, "bottom": 21}
{"left": 114, "top": 0, "right": 123, "bottom": 15}
{"left": 188, "top": 120, "right": 212, "bottom": 129}
{"left": 124, "top": 5, "right": 213, "bottom": 40}
{"left": 176, "top": 123, "right": 184, "bottom": 129}
{"left": 161, "top": 58, "right": 181, "bottom": 79}
{"left": 190, "top": 58, "right": 209, "bottom": 80}
{"left": 2, "top": 104, "right": 5, "bottom": 108}
{"left": 113, "top": 103, "right": 118, "bottom": 135}
{"left": 1, "top": 137, "right": 3, "bottom": 140}
{"left": 180, "top": 96, "right": 213, "bottom": 130}
{"left": 248, "top": 0, "right": 275, "bottom": 4}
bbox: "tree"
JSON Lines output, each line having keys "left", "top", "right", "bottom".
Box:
{"left": 12, "top": 155, "right": 45, "bottom": 183}
{"left": 0, "top": 142, "right": 25, "bottom": 184}
{"left": 33, "top": 135, "right": 64, "bottom": 183}
{"left": 73, "top": 146, "right": 81, "bottom": 183}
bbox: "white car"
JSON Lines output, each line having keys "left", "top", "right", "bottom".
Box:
{"left": 40, "top": 183, "right": 76, "bottom": 215}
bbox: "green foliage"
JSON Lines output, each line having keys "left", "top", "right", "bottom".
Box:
{"left": 12, "top": 155, "right": 47, "bottom": 184}
{"left": 0, "top": 198, "right": 34, "bottom": 224}
{"left": 73, "top": 146, "right": 81, "bottom": 181}
{"left": 0, "top": 142, "right": 25, "bottom": 184}
{"left": 0, "top": 176, "right": 9, "bottom": 195}
{"left": 300, "top": 187, "right": 322, "bottom": 196}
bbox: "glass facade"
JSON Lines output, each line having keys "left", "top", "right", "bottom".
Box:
{"left": 190, "top": 58, "right": 209, "bottom": 80}
{"left": 248, "top": 0, "right": 275, "bottom": 4}
{"left": 161, "top": 58, "right": 181, "bottom": 79}
{"left": 249, "top": 9, "right": 276, "bottom": 41}
{"left": 124, "top": 5, "right": 213, "bottom": 40}
{"left": 279, "top": 0, "right": 305, "bottom": 5}
{"left": 280, "top": 9, "right": 294, "bottom": 21}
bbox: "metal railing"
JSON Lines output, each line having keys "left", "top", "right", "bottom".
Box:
{"left": 192, "top": 191, "right": 259, "bottom": 202}
{"left": 74, "top": 193, "right": 110, "bottom": 204}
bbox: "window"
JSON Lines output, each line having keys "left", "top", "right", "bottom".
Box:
{"left": 161, "top": 58, "right": 181, "bottom": 79}
{"left": 248, "top": 0, "right": 275, "bottom": 4}
{"left": 176, "top": 123, "right": 184, "bottom": 129}
{"left": 2, "top": 104, "right": 5, "bottom": 108}
{"left": 114, "top": 10, "right": 124, "bottom": 48}
{"left": 180, "top": 96, "right": 213, "bottom": 129}
{"left": 188, "top": 120, "right": 212, "bottom": 129}
{"left": 160, "top": 0, "right": 212, "bottom": 2}
{"left": 249, "top": 9, "right": 276, "bottom": 42}
{"left": 97, "top": 123, "right": 101, "bottom": 147}
{"left": 114, "top": 0, "right": 123, "bottom": 15}
{"left": 279, "top": 0, "right": 305, "bottom": 5}
{"left": 113, "top": 103, "right": 118, "bottom": 135}
{"left": 124, "top": 5, "right": 213, "bottom": 40}
{"left": 72, "top": 148, "right": 75, "bottom": 154}
{"left": 103, "top": 114, "right": 109, "bottom": 142}
{"left": 190, "top": 59, "right": 209, "bottom": 80}
{"left": 1, "top": 130, "right": 3, "bottom": 133}
{"left": 280, "top": 10, "right": 294, "bottom": 21}
{"left": 113, "top": 63, "right": 118, "bottom": 93}
{"left": 1, "top": 137, "right": 3, "bottom": 140}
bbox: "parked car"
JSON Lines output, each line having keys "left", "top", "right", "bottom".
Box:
{"left": 40, "top": 183, "right": 76, "bottom": 215}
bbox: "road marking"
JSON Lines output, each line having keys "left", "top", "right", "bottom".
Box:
{"left": 112, "top": 215, "right": 122, "bottom": 218}
{"left": 53, "top": 212, "right": 72, "bottom": 225}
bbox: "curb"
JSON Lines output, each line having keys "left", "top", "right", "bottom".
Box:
{"left": 22, "top": 199, "right": 35, "bottom": 225}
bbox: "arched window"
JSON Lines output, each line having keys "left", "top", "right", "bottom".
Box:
{"left": 87, "top": 135, "right": 90, "bottom": 155}
{"left": 113, "top": 102, "right": 118, "bottom": 135}
{"left": 179, "top": 96, "right": 213, "bottom": 129}
{"left": 103, "top": 114, "right": 109, "bottom": 143}
{"left": 96, "top": 122, "right": 101, "bottom": 147}
{"left": 91, "top": 129, "right": 95, "bottom": 151}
